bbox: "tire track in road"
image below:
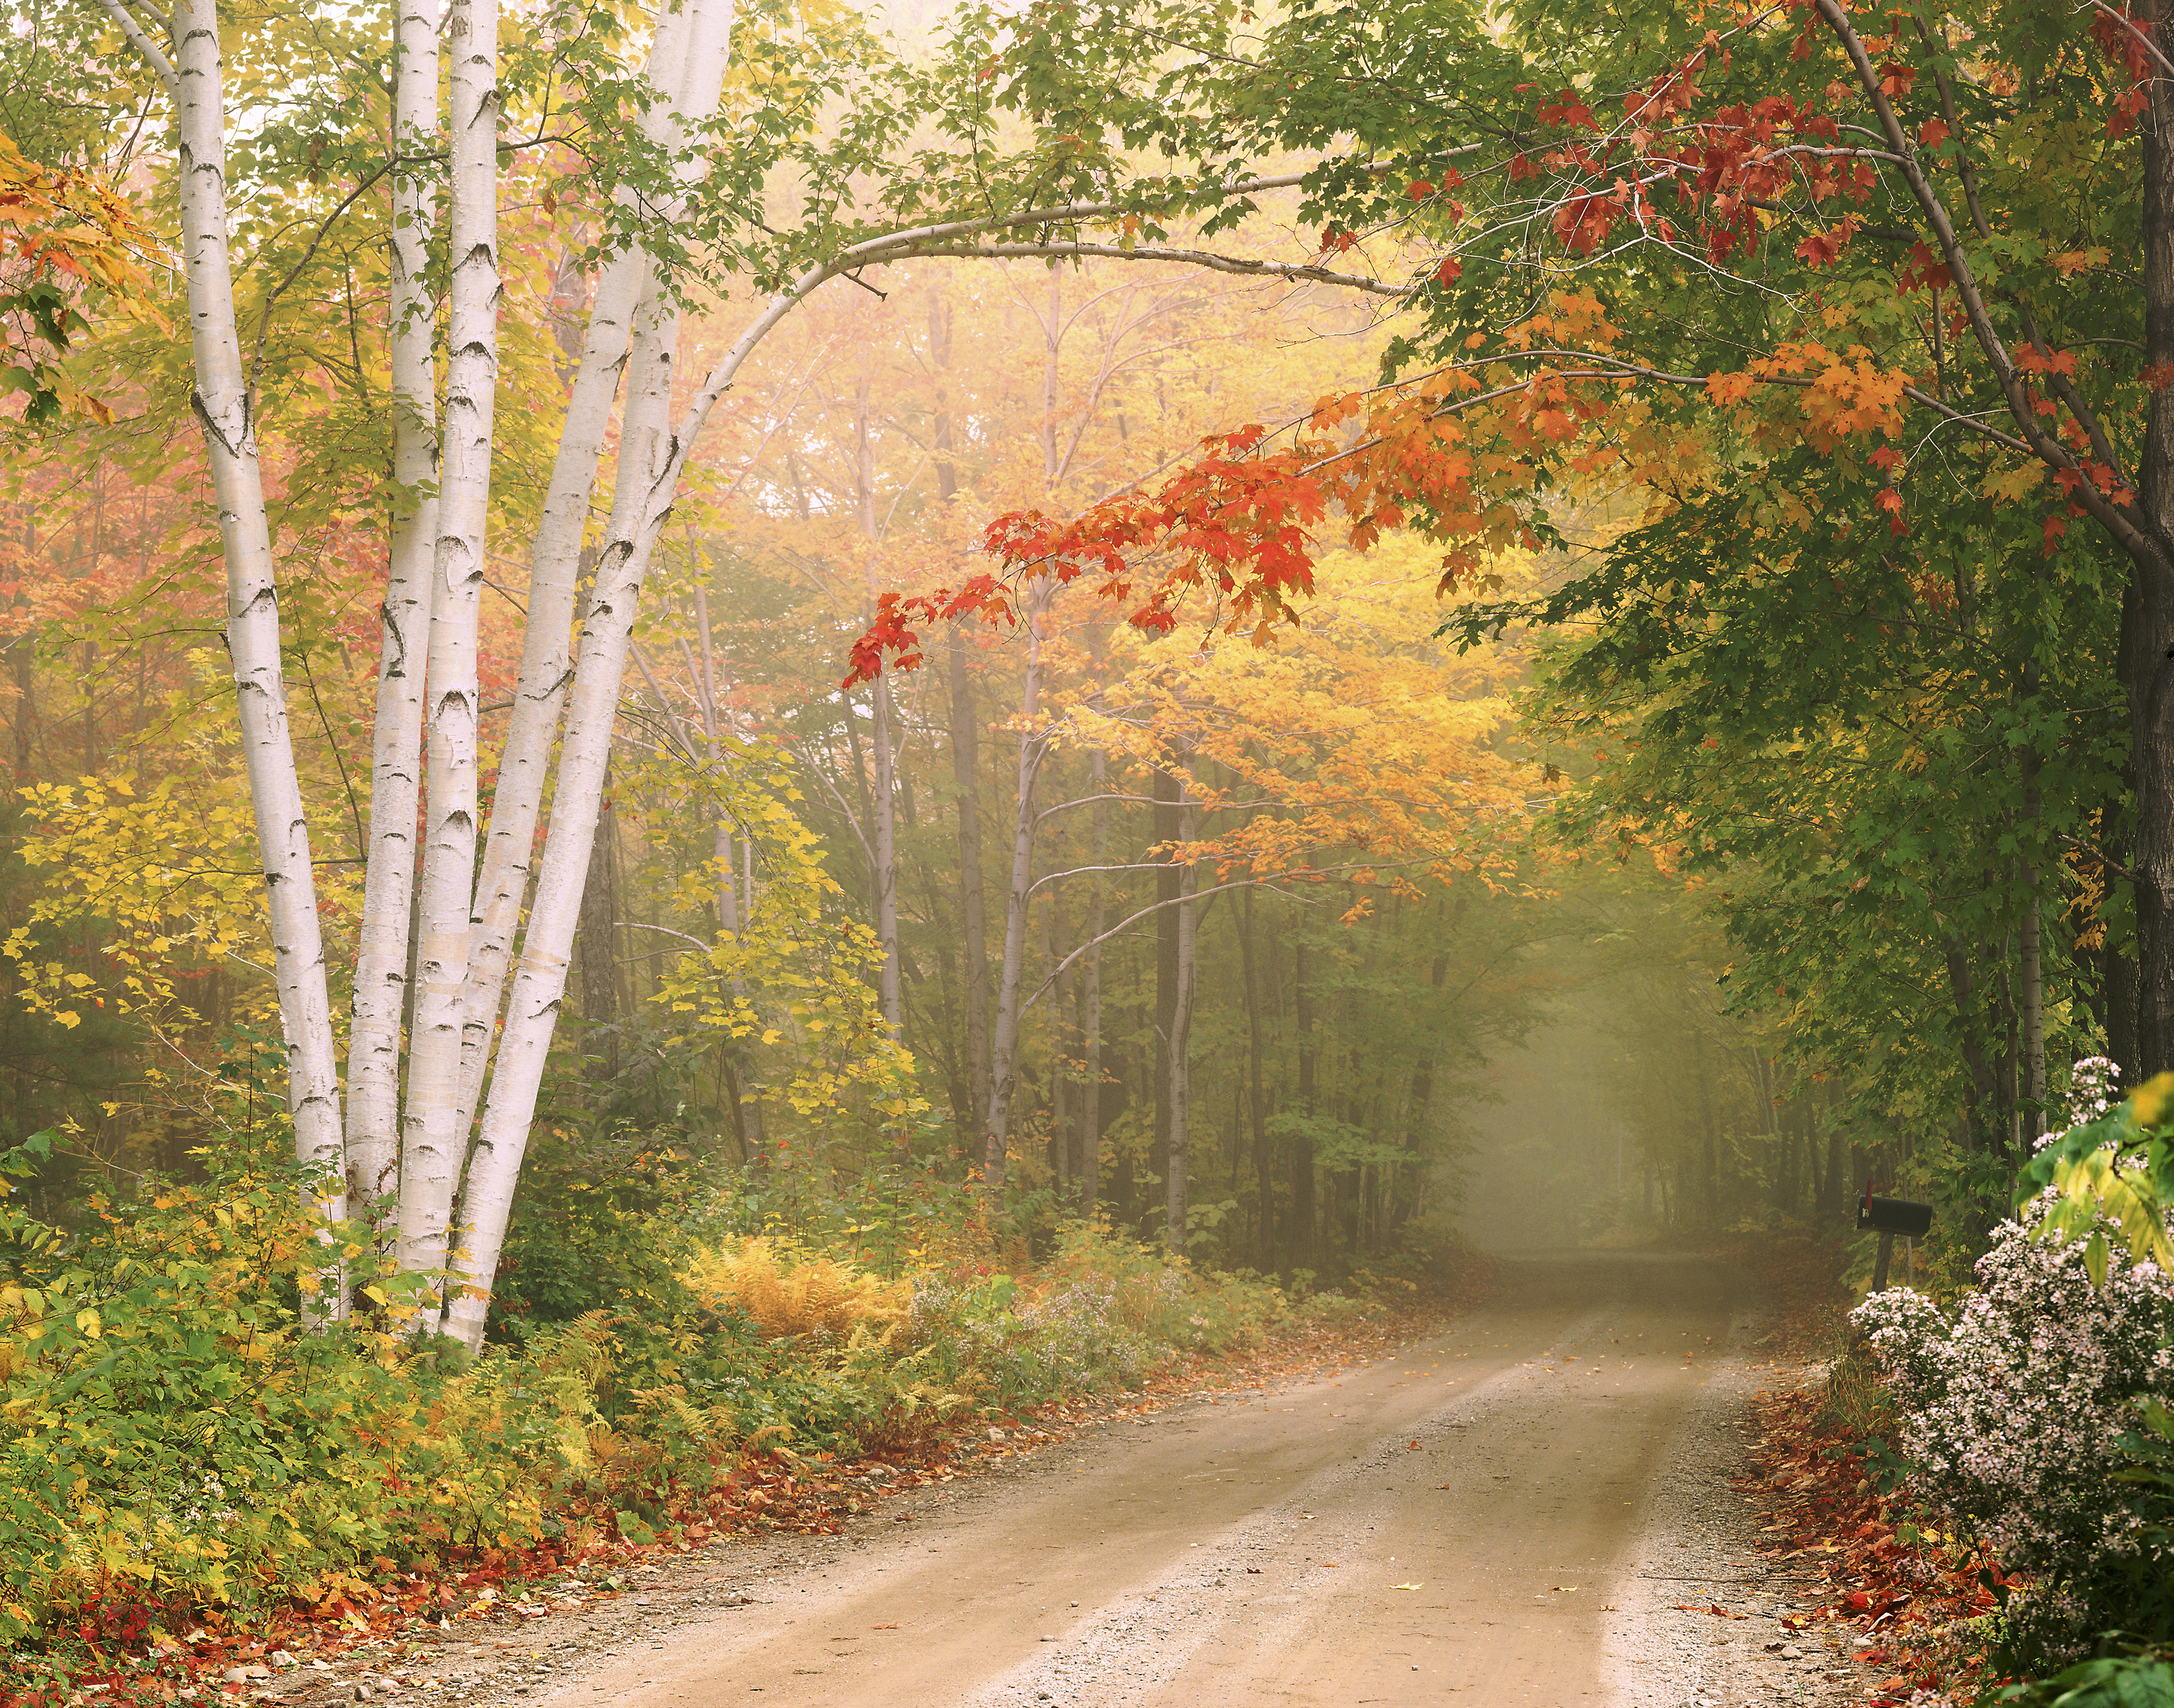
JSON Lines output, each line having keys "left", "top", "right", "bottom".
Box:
{"left": 535, "top": 1251, "right": 1850, "bottom": 1707}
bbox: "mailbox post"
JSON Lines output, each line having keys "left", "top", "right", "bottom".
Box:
{"left": 1858, "top": 1187, "right": 1934, "bottom": 1291}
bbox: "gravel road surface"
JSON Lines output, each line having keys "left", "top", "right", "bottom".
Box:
{"left": 371, "top": 1250, "right": 1874, "bottom": 1708}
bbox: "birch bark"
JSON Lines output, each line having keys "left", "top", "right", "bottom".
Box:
{"left": 451, "top": 0, "right": 716, "bottom": 1147}
{"left": 446, "top": 170, "right": 782, "bottom": 1346}
{"left": 396, "top": 0, "right": 500, "bottom": 1293}
{"left": 345, "top": 0, "right": 440, "bottom": 1225}
{"left": 443, "top": 266, "right": 682, "bottom": 1347}
{"left": 94, "top": 0, "right": 346, "bottom": 1199}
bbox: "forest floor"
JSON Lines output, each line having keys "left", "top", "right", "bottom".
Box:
{"left": 232, "top": 1247, "right": 1894, "bottom": 1708}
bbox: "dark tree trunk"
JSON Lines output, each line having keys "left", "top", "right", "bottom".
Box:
{"left": 947, "top": 626, "right": 989, "bottom": 1139}
{"left": 2129, "top": 19, "right": 2174, "bottom": 1080}
{"left": 1290, "top": 939, "right": 1318, "bottom": 1273}
{"left": 1240, "top": 887, "right": 1273, "bottom": 1269}
{"left": 1151, "top": 766, "right": 1181, "bottom": 1208}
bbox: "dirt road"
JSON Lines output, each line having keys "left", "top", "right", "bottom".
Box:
{"left": 462, "top": 1251, "right": 1873, "bottom": 1707}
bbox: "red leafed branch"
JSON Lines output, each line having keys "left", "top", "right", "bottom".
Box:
{"left": 843, "top": 361, "right": 1575, "bottom": 686}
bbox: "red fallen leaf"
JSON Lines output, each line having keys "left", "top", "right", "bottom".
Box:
{"left": 1672, "top": 1603, "right": 1749, "bottom": 1618}
{"left": 1407, "top": 1441, "right": 1422, "bottom": 1450}
{"left": 871, "top": 1621, "right": 902, "bottom": 1630}
{"left": 1245, "top": 1567, "right": 1263, "bottom": 1575}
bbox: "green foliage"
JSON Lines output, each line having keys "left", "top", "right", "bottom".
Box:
{"left": 2017, "top": 1074, "right": 2174, "bottom": 1284}
{"left": 0, "top": 1133, "right": 578, "bottom": 1644}
{"left": 0, "top": 1122, "right": 1345, "bottom": 1649}
{"left": 1994, "top": 1654, "right": 2174, "bottom": 1708}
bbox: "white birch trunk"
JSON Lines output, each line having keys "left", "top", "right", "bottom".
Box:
{"left": 97, "top": 0, "right": 346, "bottom": 1205}
{"left": 1165, "top": 780, "right": 1198, "bottom": 1255}
{"left": 396, "top": 0, "right": 500, "bottom": 1297}
{"left": 443, "top": 271, "right": 680, "bottom": 1348}
{"left": 450, "top": 0, "right": 722, "bottom": 1147}
{"left": 345, "top": 0, "right": 440, "bottom": 1225}
{"left": 983, "top": 587, "right": 1051, "bottom": 1205}
{"left": 445, "top": 258, "right": 825, "bottom": 1350}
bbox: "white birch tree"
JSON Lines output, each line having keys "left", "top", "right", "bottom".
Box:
{"left": 92, "top": 0, "right": 1384, "bottom": 1344}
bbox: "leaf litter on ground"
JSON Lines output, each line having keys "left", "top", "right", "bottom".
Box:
{"left": 0, "top": 1260, "right": 1497, "bottom": 1708}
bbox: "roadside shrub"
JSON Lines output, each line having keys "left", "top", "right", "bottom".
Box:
{"left": 0, "top": 1131, "right": 1371, "bottom": 1652}
{"left": 688, "top": 1239, "right": 911, "bottom": 1340}
{"left": 1855, "top": 1196, "right": 2174, "bottom": 1664}
{"left": 0, "top": 1137, "right": 601, "bottom": 1646}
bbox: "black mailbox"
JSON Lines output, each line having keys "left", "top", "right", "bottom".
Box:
{"left": 1859, "top": 1186, "right": 1934, "bottom": 1290}
{"left": 1858, "top": 1194, "right": 1933, "bottom": 1238}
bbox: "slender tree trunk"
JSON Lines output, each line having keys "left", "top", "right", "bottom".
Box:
{"left": 445, "top": 127, "right": 803, "bottom": 1346}
{"left": 1240, "top": 886, "right": 1272, "bottom": 1269}
{"left": 2129, "top": 21, "right": 2174, "bottom": 1080}
{"left": 96, "top": 0, "right": 346, "bottom": 1202}
{"left": 856, "top": 373, "right": 901, "bottom": 1040}
{"left": 1078, "top": 742, "right": 1106, "bottom": 1220}
{"left": 929, "top": 296, "right": 987, "bottom": 1128}
{"left": 948, "top": 625, "right": 989, "bottom": 1135}
{"left": 1151, "top": 765, "right": 1181, "bottom": 1211}
{"left": 2020, "top": 744, "right": 2046, "bottom": 1134}
{"left": 983, "top": 590, "right": 1051, "bottom": 1206}
{"left": 397, "top": 0, "right": 501, "bottom": 1295}
{"left": 690, "top": 583, "right": 766, "bottom": 1150}
{"left": 1943, "top": 939, "right": 2004, "bottom": 1152}
{"left": 10, "top": 596, "right": 33, "bottom": 780}
{"left": 445, "top": 265, "right": 686, "bottom": 1347}
{"left": 450, "top": 0, "right": 727, "bottom": 1150}
{"left": 1165, "top": 777, "right": 1198, "bottom": 1255}
{"left": 1291, "top": 939, "right": 1317, "bottom": 1274}
{"left": 345, "top": 0, "right": 438, "bottom": 1225}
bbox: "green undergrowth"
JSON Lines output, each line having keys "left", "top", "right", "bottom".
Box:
{"left": 0, "top": 1130, "right": 1372, "bottom": 1659}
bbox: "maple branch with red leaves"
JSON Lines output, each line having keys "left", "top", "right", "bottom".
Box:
{"left": 1809, "top": 0, "right": 2157, "bottom": 567}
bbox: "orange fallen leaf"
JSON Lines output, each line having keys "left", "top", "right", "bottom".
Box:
{"left": 871, "top": 1621, "right": 901, "bottom": 1630}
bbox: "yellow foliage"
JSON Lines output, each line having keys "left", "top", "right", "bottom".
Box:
{"left": 686, "top": 1239, "right": 909, "bottom": 1340}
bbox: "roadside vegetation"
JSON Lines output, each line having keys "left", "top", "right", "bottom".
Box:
{"left": 7, "top": 0, "right": 2174, "bottom": 1704}
{"left": 0, "top": 1112, "right": 1468, "bottom": 1706}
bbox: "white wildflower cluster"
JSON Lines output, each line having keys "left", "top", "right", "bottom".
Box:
{"left": 2036, "top": 1056, "right": 2124, "bottom": 1153}
{"left": 1855, "top": 1194, "right": 2174, "bottom": 1648}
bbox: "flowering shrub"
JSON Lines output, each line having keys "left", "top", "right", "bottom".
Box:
{"left": 1856, "top": 1192, "right": 2174, "bottom": 1660}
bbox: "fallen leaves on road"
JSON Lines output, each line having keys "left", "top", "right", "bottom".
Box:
{"left": 1700, "top": 1230, "right": 2007, "bottom": 1707}
{"left": 1742, "top": 1381, "right": 2007, "bottom": 1706}
{"left": 1672, "top": 1602, "right": 1746, "bottom": 1618}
